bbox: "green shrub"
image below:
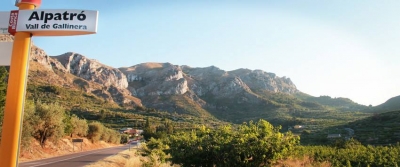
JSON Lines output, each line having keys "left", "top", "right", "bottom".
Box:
{"left": 87, "top": 122, "right": 104, "bottom": 143}
{"left": 166, "top": 119, "right": 300, "bottom": 166}
{"left": 101, "top": 128, "right": 112, "bottom": 142}
{"left": 32, "top": 101, "right": 66, "bottom": 146}
{"left": 70, "top": 114, "right": 88, "bottom": 137}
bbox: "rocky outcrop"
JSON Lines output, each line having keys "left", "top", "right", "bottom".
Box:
{"left": 120, "top": 63, "right": 299, "bottom": 99}
{"left": 1, "top": 34, "right": 139, "bottom": 106}
{"left": 119, "top": 63, "right": 300, "bottom": 115}
{"left": 229, "top": 69, "right": 298, "bottom": 94}
{"left": 1, "top": 34, "right": 55, "bottom": 70}
{"left": 184, "top": 66, "right": 297, "bottom": 96}
{"left": 120, "top": 63, "right": 190, "bottom": 97}
{"left": 52, "top": 52, "right": 128, "bottom": 90}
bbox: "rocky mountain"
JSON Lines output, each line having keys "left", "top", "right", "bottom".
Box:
{"left": 118, "top": 63, "right": 301, "bottom": 119}
{"left": 1, "top": 34, "right": 376, "bottom": 124}
{"left": 1, "top": 35, "right": 141, "bottom": 106}
{"left": 120, "top": 63, "right": 298, "bottom": 98}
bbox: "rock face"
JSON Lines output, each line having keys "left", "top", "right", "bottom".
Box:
{"left": 119, "top": 63, "right": 299, "bottom": 115}
{"left": 2, "top": 34, "right": 305, "bottom": 118}
{"left": 120, "top": 63, "right": 298, "bottom": 99}
{"left": 1, "top": 34, "right": 140, "bottom": 106}
{"left": 46, "top": 52, "right": 138, "bottom": 105}
{"left": 52, "top": 52, "right": 128, "bottom": 90}
{"left": 120, "top": 63, "right": 189, "bottom": 97}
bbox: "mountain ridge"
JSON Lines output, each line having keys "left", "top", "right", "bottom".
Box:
{"left": 3, "top": 34, "right": 398, "bottom": 124}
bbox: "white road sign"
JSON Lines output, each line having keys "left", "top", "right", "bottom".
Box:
{"left": 9, "top": 9, "right": 98, "bottom": 36}
{"left": 0, "top": 11, "right": 10, "bottom": 34}
{"left": 0, "top": 42, "right": 13, "bottom": 66}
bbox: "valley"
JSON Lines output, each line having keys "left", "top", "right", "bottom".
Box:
{"left": 0, "top": 34, "right": 400, "bottom": 166}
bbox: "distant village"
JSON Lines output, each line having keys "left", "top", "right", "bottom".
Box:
{"left": 119, "top": 127, "right": 144, "bottom": 140}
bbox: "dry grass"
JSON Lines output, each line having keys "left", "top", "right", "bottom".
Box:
{"left": 84, "top": 149, "right": 177, "bottom": 167}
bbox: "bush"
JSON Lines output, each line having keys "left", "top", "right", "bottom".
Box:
{"left": 20, "top": 100, "right": 36, "bottom": 149}
{"left": 87, "top": 122, "right": 104, "bottom": 143}
{"left": 120, "top": 134, "right": 129, "bottom": 144}
{"left": 32, "top": 101, "right": 66, "bottom": 146}
{"left": 109, "top": 130, "right": 121, "bottom": 144}
{"left": 70, "top": 114, "right": 88, "bottom": 137}
{"left": 166, "top": 119, "right": 300, "bottom": 166}
{"left": 101, "top": 128, "right": 112, "bottom": 142}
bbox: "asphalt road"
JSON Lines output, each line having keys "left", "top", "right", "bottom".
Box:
{"left": 19, "top": 145, "right": 131, "bottom": 167}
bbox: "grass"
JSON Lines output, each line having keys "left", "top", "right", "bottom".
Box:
{"left": 84, "top": 149, "right": 177, "bottom": 167}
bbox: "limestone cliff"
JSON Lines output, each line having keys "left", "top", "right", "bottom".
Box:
{"left": 52, "top": 52, "right": 128, "bottom": 90}
{"left": 121, "top": 63, "right": 298, "bottom": 98}
{"left": 0, "top": 34, "right": 141, "bottom": 106}
{"left": 119, "top": 63, "right": 299, "bottom": 114}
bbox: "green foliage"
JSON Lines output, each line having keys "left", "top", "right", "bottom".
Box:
{"left": 110, "top": 132, "right": 121, "bottom": 144}
{"left": 63, "top": 113, "right": 73, "bottom": 136}
{"left": 293, "top": 140, "right": 400, "bottom": 167}
{"left": 70, "top": 114, "right": 88, "bottom": 137}
{"left": 295, "top": 93, "right": 367, "bottom": 111}
{"left": 373, "top": 95, "right": 400, "bottom": 112}
{"left": 120, "top": 134, "right": 129, "bottom": 144}
{"left": 141, "top": 118, "right": 175, "bottom": 140}
{"left": 141, "top": 138, "right": 170, "bottom": 165}
{"left": 20, "top": 100, "right": 36, "bottom": 149}
{"left": 330, "top": 110, "right": 400, "bottom": 145}
{"left": 0, "top": 66, "right": 8, "bottom": 140}
{"left": 26, "top": 84, "right": 119, "bottom": 112}
{"left": 0, "top": 66, "right": 7, "bottom": 107}
{"left": 165, "top": 119, "right": 299, "bottom": 166}
{"left": 87, "top": 122, "right": 104, "bottom": 143}
{"left": 31, "top": 101, "right": 66, "bottom": 146}
{"left": 101, "top": 128, "right": 112, "bottom": 143}
{"left": 87, "top": 121, "right": 121, "bottom": 144}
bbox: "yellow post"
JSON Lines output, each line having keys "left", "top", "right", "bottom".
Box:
{"left": 0, "top": 3, "right": 36, "bottom": 167}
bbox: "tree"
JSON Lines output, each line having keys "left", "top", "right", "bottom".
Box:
{"left": 63, "top": 113, "right": 73, "bottom": 136}
{"left": 70, "top": 114, "right": 88, "bottom": 137}
{"left": 87, "top": 122, "right": 104, "bottom": 143}
{"left": 108, "top": 130, "right": 121, "bottom": 144}
{"left": 32, "top": 101, "right": 66, "bottom": 146}
{"left": 101, "top": 128, "right": 112, "bottom": 142}
{"left": 142, "top": 118, "right": 158, "bottom": 140}
{"left": 141, "top": 137, "right": 170, "bottom": 165}
{"left": 166, "top": 119, "right": 300, "bottom": 166}
{"left": 20, "top": 99, "right": 36, "bottom": 149}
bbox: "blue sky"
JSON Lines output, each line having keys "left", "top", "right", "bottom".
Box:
{"left": 1, "top": 0, "right": 399, "bottom": 106}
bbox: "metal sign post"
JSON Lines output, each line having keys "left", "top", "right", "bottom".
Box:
{"left": 72, "top": 139, "right": 83, "bottom": 152}
{"left": 0, "top": 2, "right": 38, "bottom": 166}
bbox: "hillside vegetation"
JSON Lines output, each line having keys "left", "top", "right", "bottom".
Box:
{"left": 1, "top": 34, "right": 400, "bottom": 166}
{"left": 0, "top": 66, "right": 217, "bottom": 154}
{"left": 346, "top": 110, "right": 400, "bottom": 145}
{"left": 373, "top": 95, "right": 400, "bottom": 112}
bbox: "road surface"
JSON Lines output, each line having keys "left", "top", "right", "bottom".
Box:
{"left": 19, "top": 145, "right": 131, "bottom": 167}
